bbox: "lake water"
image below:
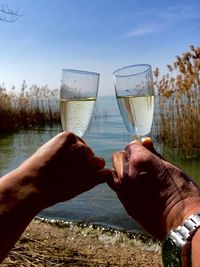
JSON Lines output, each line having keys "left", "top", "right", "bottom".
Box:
{"left": 0, "top": 95, "right": 200, "bottom": 233}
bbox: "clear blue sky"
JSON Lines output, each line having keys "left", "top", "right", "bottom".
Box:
{"left": 0, "top": 0, "right": 200, "bottom": 95}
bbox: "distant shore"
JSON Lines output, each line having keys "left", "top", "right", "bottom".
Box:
{"left": 3, "top": 217, "right": 162, "bottom": 266}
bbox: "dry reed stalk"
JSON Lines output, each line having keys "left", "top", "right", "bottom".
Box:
{"left": 0, "top": 82, "right": 60, "bottom": 132}
{"left": 154, "top": 46, "right": 200, "bottom": 158}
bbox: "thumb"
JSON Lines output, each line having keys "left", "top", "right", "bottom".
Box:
{"left": 93, "top": 168, "right": 113, "bottom": 184}
{"left": 141, "top": 137, "right": 154, "bottom": 151}
{"left": 142, "top": 137, "right": 164, "bottom": 159}
{"left": 106, "top": 150, "right": 128, "bottom": 191}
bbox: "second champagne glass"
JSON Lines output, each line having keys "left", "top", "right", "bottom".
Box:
{"left": 113, "top": 64, "right": 155, "bottom": 140}
{"left": 60, "top": 69, "right": 100, "bottom": 137}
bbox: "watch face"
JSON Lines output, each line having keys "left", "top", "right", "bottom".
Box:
{"left": 162, "top": 237, "right": 182, "bottom": 267}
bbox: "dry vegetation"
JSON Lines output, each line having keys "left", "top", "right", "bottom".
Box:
{"left": 154, "top": 45, "right": 200, "bottom": 158}
{"left": 0, "top": 46, "right": 200, "bottom": 158}
{"left": 2, "top": 218, "right": 162, "bottom": 267}
{"left": 0, "top": 81, "right": 60, "bottom": 132}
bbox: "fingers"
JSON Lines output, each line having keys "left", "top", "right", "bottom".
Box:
{"left": 124, "top": 137, "right": 163, "bottom": 161}
{"left": 142, "top": 137, "right": 159, "bottom": 156}
{"left": 103, "top": 150, "right": 128, "bottom": 191}
{"left": 67, "top": 140, "right": 95, "bottom": 160}
{"left": 142, "top": 137, "right": 164, "bottom": 159}
{"left": 124, "top": 140, "right": 142, "bottom": 161}
{"left": 112, "top": 150, "right": 128, "bottom": 179}
{"left": 141, "top": 137, "right": 154, "bottom": 151}
{"left": 106, "top": 170, "right": 119, "bottom": 191}
{"left": 76, "top": 135, "right": 87, "bottom": 145}
{"left": 94, "top": 168, "right": 113, "bottom": 184}
{"left": 87, "top": 155, "right": 105, "bottom": 169}
{"left": 80, "top": 143, "right": 95, "bottom": 157}
{"left": 60, "top": 131, "right": 79, "bottom": 145}
{"left": 56, "top": 132, "right": 87, "bottom": 150}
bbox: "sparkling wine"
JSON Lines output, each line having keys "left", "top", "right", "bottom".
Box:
{"left": 60, "top": 98, "right": 96, "bottom": 137}
{"left": 117, "top": 95, "right": 154, "bottom": 138}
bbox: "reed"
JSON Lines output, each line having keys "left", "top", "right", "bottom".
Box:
{"left": 0, "top": 81, "right": 60, "bottom": 132}
{"left": 1, "top": 47, "right": 200, "bottom": 159}
{"left": 154, "top": 45, "right": 200, "bottom": 158}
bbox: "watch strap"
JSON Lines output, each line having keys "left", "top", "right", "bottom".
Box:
{"left": 171, "top": 213, "right": 200, "bottom": 244}
{"left": 162, "top": 212, "right": 200, "bottom": 267}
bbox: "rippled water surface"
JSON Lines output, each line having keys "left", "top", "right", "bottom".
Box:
{"left": 1, "top": 96, "right": 200, "bottom": 232}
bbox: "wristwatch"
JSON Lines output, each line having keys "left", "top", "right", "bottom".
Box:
{"left": 162, "top": 212, "right": 200, "bottom": 267}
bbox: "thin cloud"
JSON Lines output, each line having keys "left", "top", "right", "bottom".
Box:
{"left": 122, "top": 24, "right": 159, "bottom": 38}
{"left": 121, "top": 3, "right": 200, "bottom": 38}
{"left": 159, "top": 4, "right": 200, "bottom": 22}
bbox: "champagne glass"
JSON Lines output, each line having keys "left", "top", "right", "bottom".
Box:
{"left": 60, "top": 69, "right": 100, "bottom": 137}
{"left": 113, "top": 64, "right": 154, "bottom": 140}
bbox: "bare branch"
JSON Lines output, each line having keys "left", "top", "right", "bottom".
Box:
{"left": 0, "top": 4, "right": 23, "bottom": 22}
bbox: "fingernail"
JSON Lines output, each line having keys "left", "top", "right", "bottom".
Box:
{"left": 141, "top": 137, "right": 152, "bottom": 143}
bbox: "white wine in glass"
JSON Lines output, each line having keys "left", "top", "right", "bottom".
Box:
{"left": 113, "top": 64, "right": 154, "bottom": 140}
{"left": 60, "top": 69, "right": 100, "bottom": 137}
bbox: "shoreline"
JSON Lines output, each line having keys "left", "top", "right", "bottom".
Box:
{"left": 3, "top": 217, "right": 163, "bottom": 266}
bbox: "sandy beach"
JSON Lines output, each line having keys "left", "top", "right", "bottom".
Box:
{"left": 2, "top": 218, "right": 162, "bottom": 267}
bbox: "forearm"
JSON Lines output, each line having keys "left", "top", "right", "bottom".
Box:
{"left": 0, "top": 166, "right": 42, "bottom": 262}
{"left": 192, "top": 228, "right": 200, "bottom": 267}
{"left": 0, "top": 132, "right": 108, "bottom": 262}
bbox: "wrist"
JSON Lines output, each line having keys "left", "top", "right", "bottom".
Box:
{"left": 163, "top": 197, "right": 200, "bottom": 236}
{"left": 160, "top": 166, "right": 200, "bottom": 237}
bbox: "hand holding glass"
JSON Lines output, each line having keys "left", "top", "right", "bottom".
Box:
{"left": 60, "top": 69, "right": 100, "bottom": 137}
{"left": 113, "top": 64, "right": 154, "bottom": 140}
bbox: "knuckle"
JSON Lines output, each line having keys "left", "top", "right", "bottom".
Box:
{"left": 130, "top": 149, "right": 154, "bottom": 170}
{"left": 59, "top": 131, "right": 77, "bottom": 143}
{"left": 125, "top": 142, "right": 140, "bottom": 155}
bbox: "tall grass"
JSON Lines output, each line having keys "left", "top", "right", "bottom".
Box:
{"left": 0, "top": 81, "right": 60, "bottom": 132}
{"left": 1, "top": 46, "right": 200, "bottom": 158}
{"left": 154, "top": 45, "right": 200, "bottom": 158}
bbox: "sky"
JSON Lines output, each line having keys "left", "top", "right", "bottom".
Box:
{"left": 0, "top": 0, "right": 200, "bottom": 96}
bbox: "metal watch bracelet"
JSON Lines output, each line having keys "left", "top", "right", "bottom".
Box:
{"left": 162, "top": 212, "right": 200, "bottom": 267}
{"left": 171, "top": 213, "right": 200, "bottom": 245}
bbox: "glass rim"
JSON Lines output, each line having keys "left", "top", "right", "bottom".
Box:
{"left": 62, "top": 68, "right": 100, "bottom": 77}
{"left": 113, "top": 64, "right": 152, "bottom": 78}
